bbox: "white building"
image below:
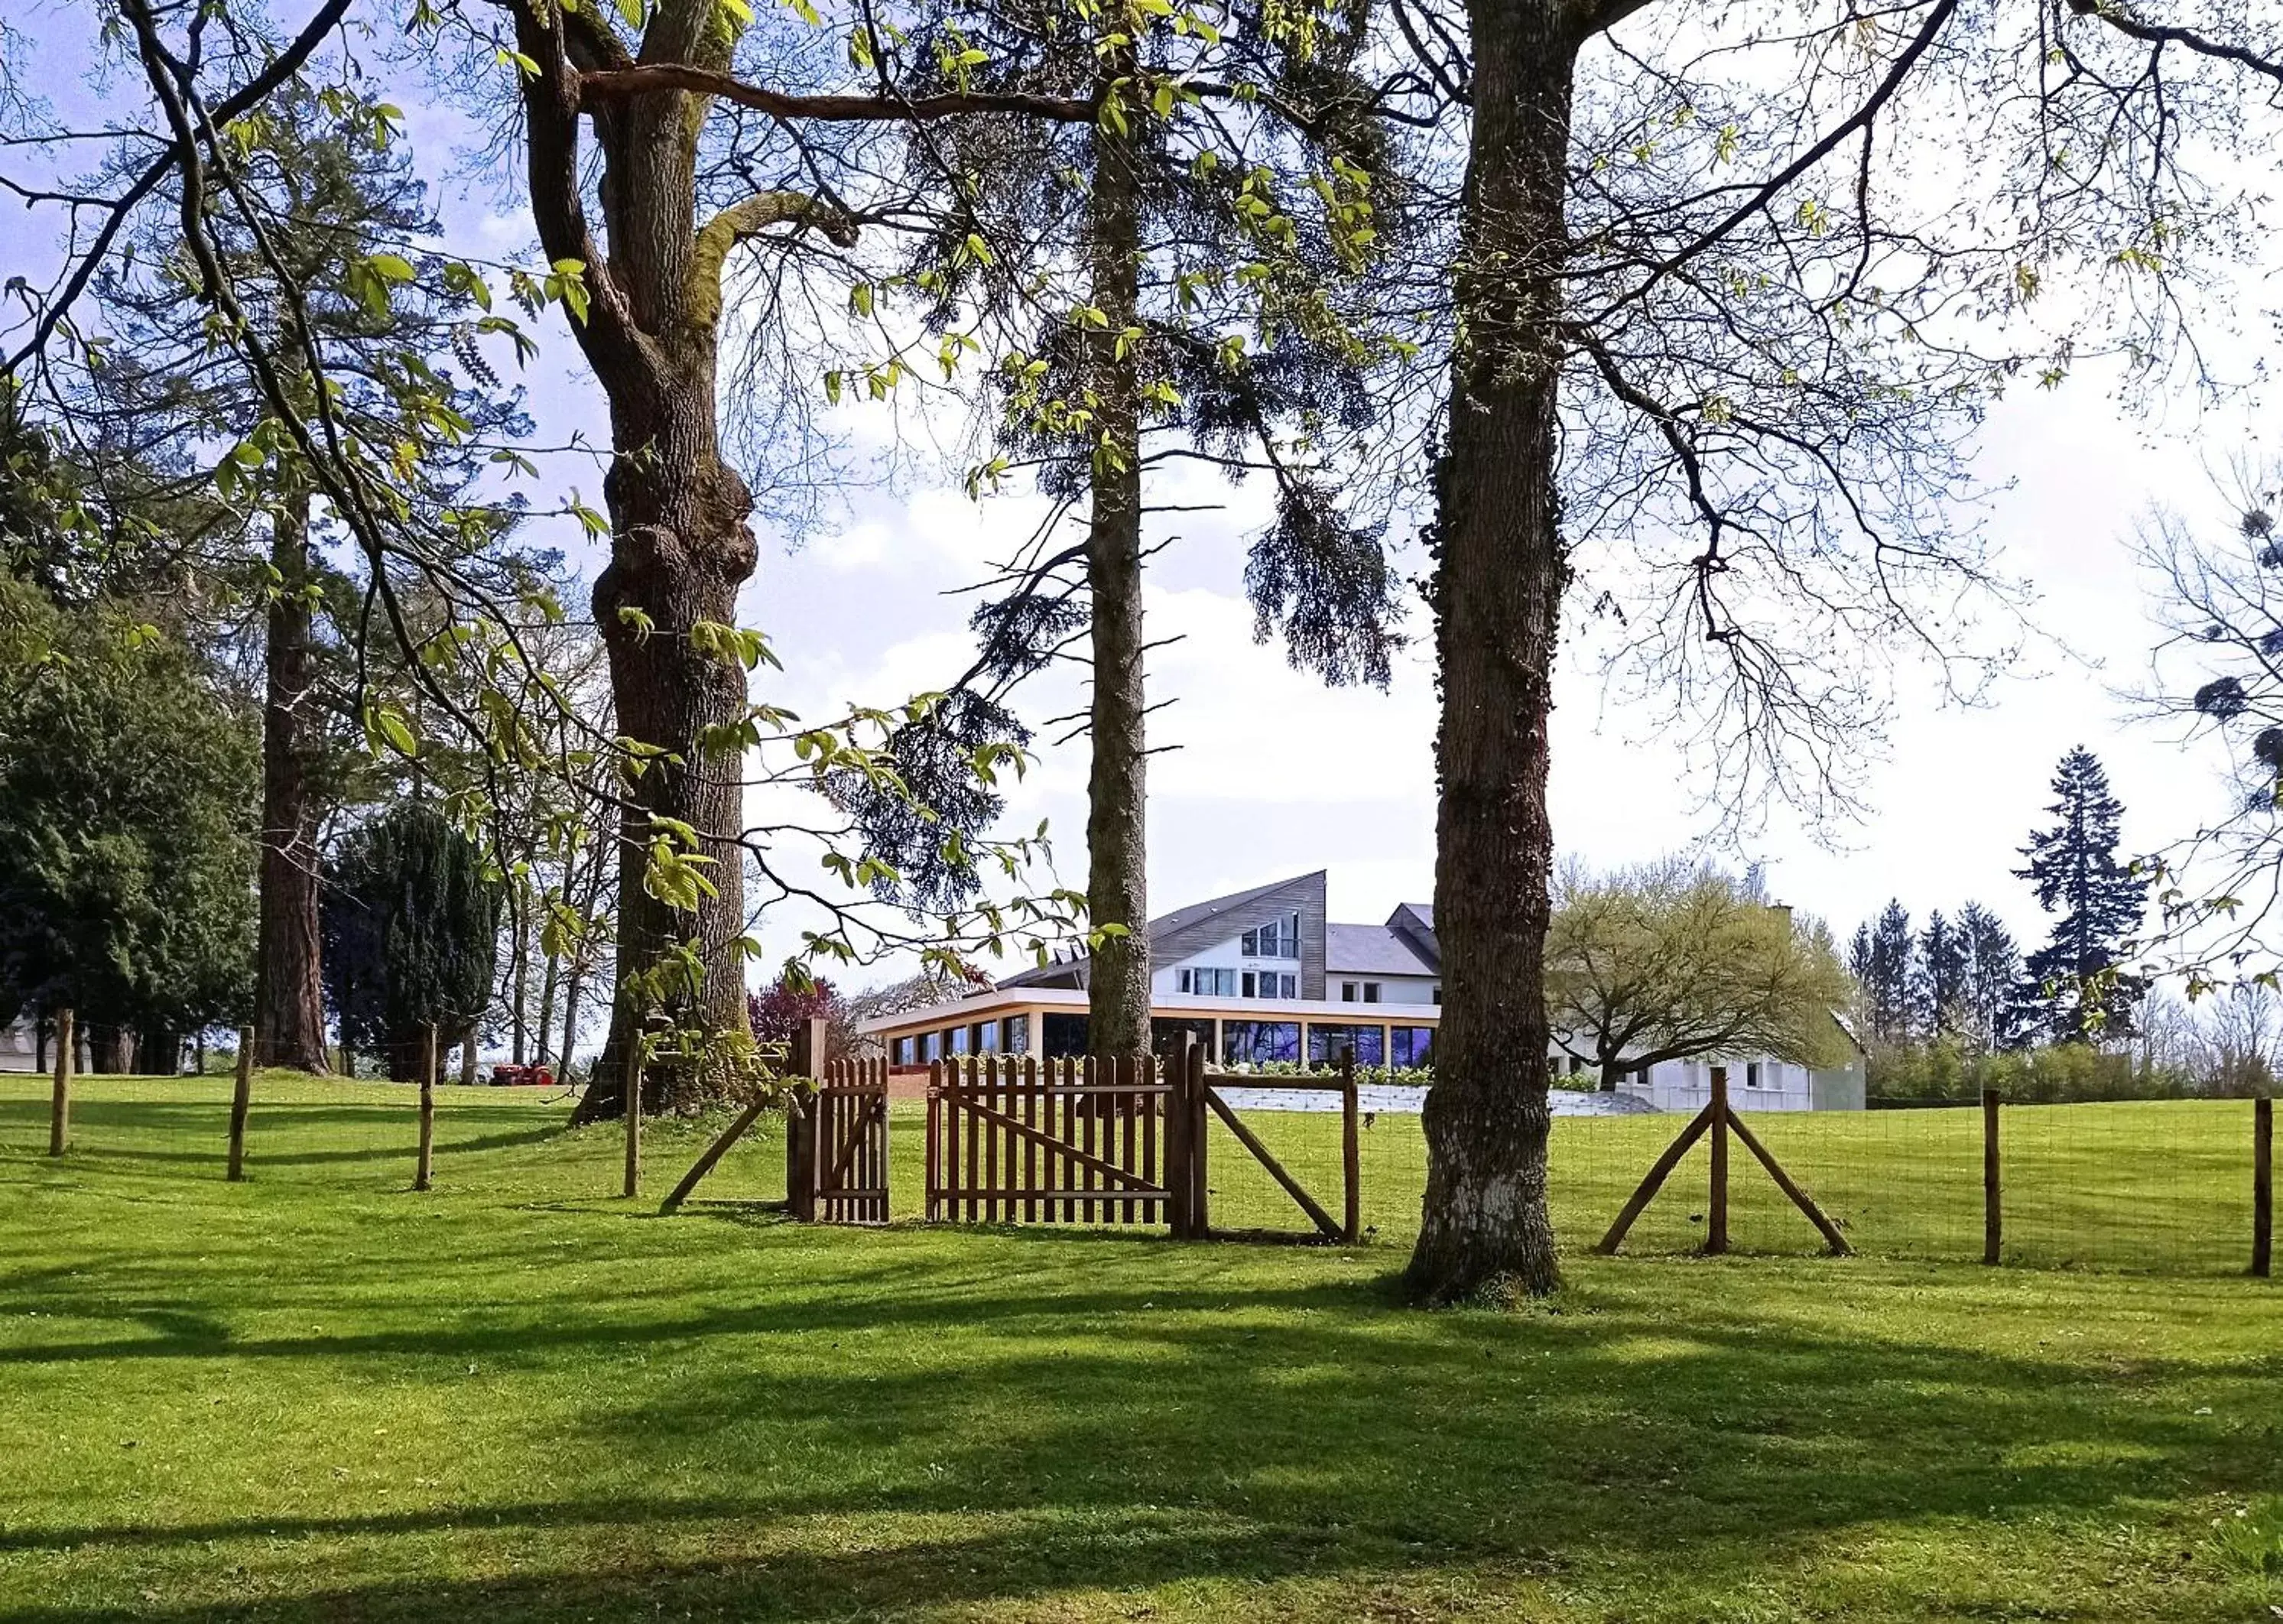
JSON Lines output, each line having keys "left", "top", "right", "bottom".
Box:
{"left": 860, "top": 871, "right": 1865, "bottom": 1111}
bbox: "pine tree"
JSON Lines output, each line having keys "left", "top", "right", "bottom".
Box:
{"left": 2016, "top": 747, "right": 2148, "bottom": 1043}
{"left": 1957, "top": 901, "right": 2025, "bottom": 1051}
{"left": 1854, "top": 900, "right": 1916, "bottom": 1043}
{"left": 1915, "top": 909, "right": 1970, "bottom": 1035}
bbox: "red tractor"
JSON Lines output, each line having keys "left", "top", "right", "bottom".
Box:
{"left": 489, "top": 1063, "right": 556, "bottom": 1088}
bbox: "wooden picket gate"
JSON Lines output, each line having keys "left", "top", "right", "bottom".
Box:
{"left": 788, "top": 1056, "right": 891, "bottom": 1223}
{"left": 924, "top": 1042, "right": 1359, "bottom": 1242}
{"left": 927, "top": 1054, "right": 1178, "bottom": 1225}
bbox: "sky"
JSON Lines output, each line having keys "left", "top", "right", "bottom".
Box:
{"left": 731, "top": 362, "right": 2272, "bottom": 967}
{"left": 304, "top": 98, "right": 2283, "bottom": 975}
{"left": 9, "top": 18, "right": 2279, "bottom": 992}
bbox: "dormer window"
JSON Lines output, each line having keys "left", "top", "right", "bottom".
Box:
{"left": 1240, "top": 914, "right": 1301, "bottom": 959}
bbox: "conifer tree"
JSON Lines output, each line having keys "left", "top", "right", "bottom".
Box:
{"left": 1854, "top": 900, "right": 1915, "bottom": 1044}
{"left": 1957, "top": 901, "right": 2024, "bottom": 1053}
{"left": 81, "top": 80, "right": 520, "bottom": 1074}
{"left": 1914, "top": 909, "right": 1968, "bottom": 1037}
{"left": 2016, "top": 747, "right": 2148, "bottom": 1044}
{"left": 321, "top": 802, "right": 502, "bottom": 1080}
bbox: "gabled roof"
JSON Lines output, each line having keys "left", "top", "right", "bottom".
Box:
{"left": 999, "top": 871, "right": 1328, "bottom": 991}
{"left": 1325, "top": 923, "right": 1437, "bottom": 977}
{"left": 1385, "top": 902, "right": 1439, "bottom": 971}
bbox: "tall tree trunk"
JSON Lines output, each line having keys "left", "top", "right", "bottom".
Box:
{"left": 534, "top": 946, "right": 559, "bottom": 1068}
{"left": 1600, "top": 1057, "right": 1625, "bottom": 1093}
{"left": 89, "top": 1025, "right": 135, "bottom": 1075}
{"left": 510, "top": 902, "right": 531, "bottom": 1066}
{"left": 1406, "top": 1, "right": 1576, "bottom": 1304}
{"left": 560, "top": 962, "right": 585, "bottom": 1077}
{"left": 1083, "top": 98, "right": 1151, "bottom": 1060}
{"left": 508, "top": 15, "right": 809, "bottom": 1124}
{"left": 573, "top": 359, "right": 758, "bottom": 1122}
{"left": 461, "top": 1030, "right": 479, "bottom": 1086}
{"left": 255, "top": 492, "right": 333, "bottom": 1073}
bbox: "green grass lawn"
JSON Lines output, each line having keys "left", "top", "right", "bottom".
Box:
{"left": 1213, "top": 1093, "right": 2268, "bottom": 1272}
{"left": 2, "top": 1072, "right": 2280, "bottom": 1622}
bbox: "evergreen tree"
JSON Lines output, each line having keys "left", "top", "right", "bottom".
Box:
{"left": 0, "top": 577, "right": 257, "bottom": 1064}
{"left": 84, "top": 80, "right": 523, "bottom": 1075}
{"left": 1957, "top": 901, "right": 2025, "bottom": 1052}
{"left": 1914, "top": 909, "right": 1970, "bottom": 1036}
{"left": 321, "top": 804, "right": 502, "bottom": 1080}
{"left": 2016, "top": 747, "right": 2148, "bottom": 1043}
{"left": 1853, "top": 900, "right": 1915, "bottom": 1043}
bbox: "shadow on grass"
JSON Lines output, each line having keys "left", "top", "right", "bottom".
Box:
{"left": 2, "top": 1251, "right": 2278, "bottom": 1624}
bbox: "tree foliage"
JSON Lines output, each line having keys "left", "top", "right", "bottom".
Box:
{"left": 0, "top": 575, "right": 257, "bottom": 1047}
{"left": 321, "top": 801, "right": 502, "bottom": 1079}
{"left": 1544, "top": 859, "right": 1852, "bottom": 1090}
{"left": 2016, "top": 747, "right": 2148, "bottom": 1044}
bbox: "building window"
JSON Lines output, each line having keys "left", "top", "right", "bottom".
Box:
{"left": 950, "top": 1026, "right": 972, "bottom": 1056}
{"left": 921, "top": 1031, "right": 942, "bottom": 1062}
{"left": 1391, "top": 1026, "right": 1435, "bottom": 1068}
{"left": 1431, "top": 985, "right": 1441, "bottom": 1004}
{"left": 1567, "top": 1055, "right": 1585, "bottom": 1077}
{"left": 1307, "top": 1024, "right": 1385, "bottom": 1067}
{"left": 1340, "top": 981, "right": 1359, "bottom": 1002}
{"left": 1746, "top": 1061, "right": 1762, "bottom": 1089}
{"left": 1002, "top": 1016, "right": 1029, "bottom": 1054}
{"left": 1221, "top": 1021, "right": 1301, "bottom": 1064}
{"left": 1041, "top": 1013, "right": 1088, "bottom": 1058}
{"left": 1150, "top": 1017, "right": 1216, "bottom": 1062}
{"left": 979, "top": 1021, "right": 999, "bottom": 1054}
{"left": 1180, "top": 966, "right": 1236, "bottom": 996}
{"left": 1242, "top": 970, "right": 1295, "bottom": 999}
{"left": 893, "top": 1036, "right": 915, "bottom": 1066}
{"left": 1363, "top": 983, "right": 1381, "bottom": 1004}
{"left": 1240, "top": 914, "right": 1301, "bottom": 959}
{"left": 1634, "top": 1065, "right": 1652, "bottom": 1087}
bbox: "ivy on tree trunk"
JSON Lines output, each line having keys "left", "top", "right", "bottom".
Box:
{"left": 1406, "top": 0, "right": 1575, "bottom": 1304}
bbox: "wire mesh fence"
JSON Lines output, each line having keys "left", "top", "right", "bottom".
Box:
{"left": 1179, "top": 1083, "right": 2274, "bottom": 1275}
{"left": 11, "top": 1068, "right": 2269, "bottom": 1275}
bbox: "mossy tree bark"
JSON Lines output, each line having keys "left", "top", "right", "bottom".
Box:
{"left": 1406, "top": 0, "right": 1577, "bottom": 1304}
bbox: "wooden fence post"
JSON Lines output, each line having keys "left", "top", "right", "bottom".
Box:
{"left": 47, "top": 1007, "right": 73, "bottom": 1158}
{"left": 1186, "top": 1038, "right": 1210, "bottom": 1239}
{"left": 1705, "top": 1067, "right": 1729, "bottom": 1254}
{"left": 414, "top": 1023, "right": 437, "bottom": 1192}
{"left": 1340, "top": 1047, "right": 1361, "bottom": 1245}
{"left": 227, "top": 1025, "right": 254, "bottom": 1181}
{"left": 2255, "top": 1095, "right": 2272, "bottom": 1280}
{"left": 1983, "top": 1086, "right": 2002, "bottom": 1266}
{"left": 621, "top": 1034, "right": 642, "bottom": 1200}
{"left": 1163, "top": 1039, "right": 1190, "bottom": 1238}
{"left": 784, "top": 1018, "right": 820, "bottom": 1220}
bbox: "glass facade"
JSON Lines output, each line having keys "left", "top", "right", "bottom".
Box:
{"left": 1306, "top": 1023, "right": 1384, "bottom": 1067}
{"left": 1041, "top": 1012, "right": 1089, "bottom": 1058}
{"left": 1149, "top": 1017, "right": 1216, "bottom": 1062}
{"left": 1390, "top": 1025, "right": 1435, "bottom": 1068}
{"left": 1222, "top": 1021, "right": 1301, "bottom": 1064}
